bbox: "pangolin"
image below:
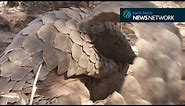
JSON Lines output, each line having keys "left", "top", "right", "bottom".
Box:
{"left": 0, "top": 5, "right": 136, "bottom": 105}
{"left": 86, "top": 1, "right": 183, "bottom": 105}
{"left": 1, "top": 1, "right": 182, "bottom": 105}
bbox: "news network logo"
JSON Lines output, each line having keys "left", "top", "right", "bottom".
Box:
{"left": 122, "top": 10, "right": 132, "bottom": 19}
{"left": 120, "top": 8, "right": 185, "bottom": 22}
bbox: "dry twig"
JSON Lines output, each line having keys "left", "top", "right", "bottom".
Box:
{"left": 29, "top": 63, "right": 42, "bottom": 105}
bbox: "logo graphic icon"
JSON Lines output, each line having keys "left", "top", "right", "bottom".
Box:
{"left": 122, "top": 10, "right": 132, "bottom": 19}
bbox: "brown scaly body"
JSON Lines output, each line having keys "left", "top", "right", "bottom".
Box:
{"left": 86, "top": 1, "right": 182, "bottom": 105}
{"left": 0, "top": 6, "right": 136, "bottom": 105}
